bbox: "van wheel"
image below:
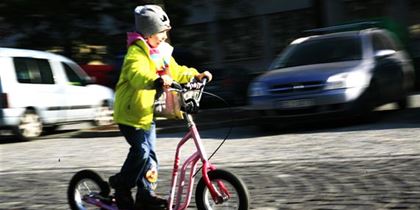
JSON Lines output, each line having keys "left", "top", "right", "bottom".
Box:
{"left": 14, "top": 110, "right": 43, "bottom": 140}
{"left": 92, "top": 103, "right": 113, "bottom": 126}
{"left": 396, "top": 96, "right": 410, "bottom": 110}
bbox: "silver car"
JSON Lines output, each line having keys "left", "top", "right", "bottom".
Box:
{"left": 248, "top": 28, "right": 415, "bottom": 122}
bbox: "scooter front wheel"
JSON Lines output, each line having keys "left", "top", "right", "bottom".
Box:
{"left": 67, "top": 170, "right": 111, "bottom": 210}
{"left": 195, "top": 169, "right": 249, "bottom": 210}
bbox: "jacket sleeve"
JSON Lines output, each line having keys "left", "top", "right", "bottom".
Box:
{"left": 169, "top": 57, "right": 200, "bottom": 84}
{"left": 123, "top": 47, "right": 158, "bottom": 90}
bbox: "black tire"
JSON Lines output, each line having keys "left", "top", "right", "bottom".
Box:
{"left": 92, "top": 102, "right": 113, "bottom": 126}
{"left": 195, "top": 169, "right": 249, "bottom": 210}
{"left": 396, "top": 96, "right": 410, "bottom": 110}
{"left": 363, "top": 81, "right": 380, "bottom": 113}
{"left": 13, "top": 110, "right": 43, "bottom": 141}
{"left": 67, "top": 170, "right": 110, "bottom": 210}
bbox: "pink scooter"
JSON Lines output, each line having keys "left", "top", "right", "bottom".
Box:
{"left": 67, "top": 79, "right": 249, "bottom": 210}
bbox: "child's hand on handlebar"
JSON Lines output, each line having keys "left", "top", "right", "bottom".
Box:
{"left": 154, "top": 75, "right": 173, "bottom": 89}
{"left": 160, "top": 74, "right": 173, "bottom": 87}
{"left": 195, "top": 71, "right": 212, "bottom": 82}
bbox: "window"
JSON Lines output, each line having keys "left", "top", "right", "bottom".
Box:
{"left": 372, "top": 34, "right": 386, "bottom": 51}
{"left": 381, "top": 33, "right": 399, "bottom": 50}
{"left": 271, "top": 35, "right": 362, "bottom": 69}
{"left": 219, "top": 17, "right": 262, "bottom": 61}
{"left": 62, "top": 62, "right": 84, "bottom": 86}
{"left": 37, "top": 59, "right": 55, "bottom": 84}
{"left": 372, "top": 33, "right": 398, "bottom": 52}
{"left": 14, "top": 57, "right": 55, "bottom": 84}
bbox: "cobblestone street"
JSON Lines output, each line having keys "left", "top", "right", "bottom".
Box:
{"left": 1, "top": 107, "right": 420, "bottom": 209}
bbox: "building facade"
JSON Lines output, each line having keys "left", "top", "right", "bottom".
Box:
{"left": 169, "top": 0, "right": 420, "bottom": 76}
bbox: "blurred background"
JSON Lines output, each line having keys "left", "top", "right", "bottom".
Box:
{"left": 1, "top": 0, "right": 419, "bottom": 105}
{"left": 1, "top": 3, "right": 420, "bottom": 208}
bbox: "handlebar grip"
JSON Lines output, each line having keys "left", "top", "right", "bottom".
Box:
{"left": 201, "top": 77, "right": 208, "bottom": 86}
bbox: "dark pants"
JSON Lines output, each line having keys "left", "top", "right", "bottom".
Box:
{"left": 114, "top": 123, "right": 158, "bottom": 197}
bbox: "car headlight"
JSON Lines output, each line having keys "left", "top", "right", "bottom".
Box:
{"left": 249, "top": 81, "right": 268, "bottom": 97}
{"left": 325, "top": 71, "right": 370, "bottom": 90}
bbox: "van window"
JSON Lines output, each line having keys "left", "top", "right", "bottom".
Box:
{"left": 13, "top": 57, "right": 55, "bottom": 84}
{"left": 62, "top": 62, "right": 84, "bottom": 86}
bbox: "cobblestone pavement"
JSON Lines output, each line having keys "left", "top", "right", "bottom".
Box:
{"left": 1, "top": 107, "right": 420, "bottom": 210}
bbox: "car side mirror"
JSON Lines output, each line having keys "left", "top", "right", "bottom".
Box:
{"left": 375, "top": 49, "right": 396, "bottom": 59}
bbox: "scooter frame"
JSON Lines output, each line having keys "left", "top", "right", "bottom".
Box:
{"left": 72, "top": 80, "right": 237, "bottom": 210}
{"left": 167, "top": 112, "right": 230, "bottom": 210}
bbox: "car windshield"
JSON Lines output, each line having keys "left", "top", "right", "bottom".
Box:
{"left": 271, "top": 36, "right": 362, "bottom": 69}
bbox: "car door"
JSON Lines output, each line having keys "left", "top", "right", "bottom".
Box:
{"left": 12, "top": 57, "right": 64, "bottom": 124}
{"left": 61, "top": 62, "right": 96, "bottom": 121}
{"left": 371, "top": 33, "right": 403, "bottom": 101}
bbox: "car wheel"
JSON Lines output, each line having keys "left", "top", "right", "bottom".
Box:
{"left": 396, "top": 96, "right": 410, "bottom": 109}
{"left": 14, "top": 110, "right": 43, "bottom": 140}
{"left": 92, "top": 103, "right": 113, "bottom": 126}
{"left": 361, "top": 80, "right": 380, "bottom": 113}
{"left": 349, "top": 81, "right": 379, "bottom": 122}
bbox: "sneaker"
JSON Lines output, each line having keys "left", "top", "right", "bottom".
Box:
{"left": 134, "top": 193, "right": 167, "bottom": 210}
{"left": 109, "top": 175, "right": 134, "bottom": 209}
{"left": 108, "top": 175, "right": 120, "bottom": 189}
{"left": 134, "top": 202, "right": 167, "bottom": 210}
{"left": 114, "top": 189, "right": 134, "bottom": 210}
{"left": 134, "top": 203, "right": 167, "bottom": 210}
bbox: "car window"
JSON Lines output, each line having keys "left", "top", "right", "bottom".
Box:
{"left": 62, "top": 62, "right": 86, "bottom": 86}
{"left": 13, "top": 57, "right": 55, "bottom": 84}
{"left": 381, "top": 33, "right": 399, "bottom": 50}
{"left": 372, "top": 33, "right": 397, "bottom": 51}
{"left": 372, "top": 34, "right": 385, "bottom": 51}
{"left": 271, "top": 36, "right": 362, "bottom": 69}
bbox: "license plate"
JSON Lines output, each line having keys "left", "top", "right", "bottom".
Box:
{"left": 277, "top": 99, "right": 314, "bottom": 109}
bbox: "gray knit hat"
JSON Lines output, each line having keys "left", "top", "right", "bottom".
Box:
{"left": 134, "top": 5, "right": 171, "bottom": 37}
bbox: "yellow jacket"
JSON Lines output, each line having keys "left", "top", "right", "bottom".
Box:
{"left": 113, "top": 40, "right": 199, "bottom": 130}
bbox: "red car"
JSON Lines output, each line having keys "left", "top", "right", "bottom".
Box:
{"left": 81, "top": 64, "right": 116, "bottom": 89}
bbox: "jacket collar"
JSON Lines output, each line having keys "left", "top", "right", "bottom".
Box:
{"left": 126, "top": 32, "right": 173, "bottom": 60}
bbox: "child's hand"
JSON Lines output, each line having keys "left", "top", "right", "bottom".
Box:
{"left": 160, "top": 74, "right": 173, "bottom": 87}
{"left": 195, "top": 71, "right": 213, "bottom": 82}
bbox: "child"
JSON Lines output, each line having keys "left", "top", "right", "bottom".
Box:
{"left": 109, "top": 5, "right": 212, "bottom": 210}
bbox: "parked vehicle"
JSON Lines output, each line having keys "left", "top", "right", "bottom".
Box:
{"left": 80, "top": 64, "right": 115, "bottom": 89}
{"left": 0, "top": 48, "right": 114, "bottom": 140}
{"left": 247, "top": 28, "right": 415, "bottom": 124}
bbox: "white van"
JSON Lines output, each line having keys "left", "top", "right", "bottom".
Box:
{"left": 0, "top": 47, "right": 114, "bottom": 140}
